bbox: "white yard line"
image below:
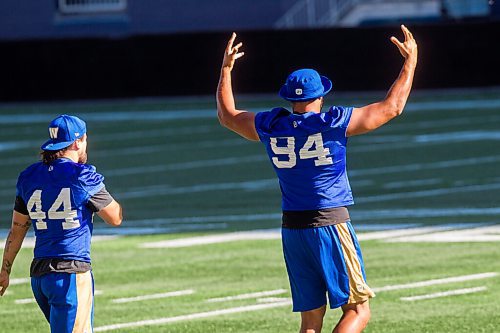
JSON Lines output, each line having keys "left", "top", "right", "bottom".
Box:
{"left": 10, "top": 278, "right": 30, "bottom": 285}
{"left": 116, "top": 178, "right": 276, "bottom": 199}
{"left": 2, "top": 97, "right": 500, "bottom": 125}
{"left": 112, "top": 289, "right": 194, "bottom": 304}
{"left": 107, "top": 155, "right": 267, "bottom": 177}
{"left": 257, "top": 297, "right": 291, "bottom": 303}
{"left": 351, "top": 207, "right": 500, "bottom": 220}
{"left": 138, "top": 223, "right": 499, "bottom": 247}
{"left": 94, "top": 299, "right": 292, "bottom": 332}
{"left": 0, "top": 109, "right": 220, "bottom": 124}
{"left": 206, "top": 289, "right": 288, "bottom": 303}
{"left": 0, "top": 235, "right": 119, "bottom": 249}
{"left": 349, "top": 155, "right": 500, "bottom": 177}
{"left": 357, "top": 183, "right": 500, "bottom": 204}
{"left": 387, "top": 225, "right": 500, "bottom": 243}
{"left": 125, "top": 213, "right": 281, "bottom": 226}
{"left": 357, "top": 224, "right": 476, "bottom": 241}
{"left": 15, "top": 298, "right": 37, "bottom": 305}
{"left": 400, "top": 286, "right": 487, "bottom": 301}
{"left": 372, "top": 272, "right": 498, "bottom": 292}
{"left": 93, "top": 223, "right": 227, "bottom": 236}
{"left": 140, "top": 229, "right": 281, "bottom": 248}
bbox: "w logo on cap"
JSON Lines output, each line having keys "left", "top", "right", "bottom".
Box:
{"left": 49, "top": 127, "right": 59, "bottom": 139}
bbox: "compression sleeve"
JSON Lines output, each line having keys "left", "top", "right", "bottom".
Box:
{"left": 14, "top": 196, "right": 29, "bottom": 215}
{"left": 87, "top": 186, "right": 114, "bottom": 212}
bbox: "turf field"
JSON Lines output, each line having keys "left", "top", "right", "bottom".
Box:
{"left": 0, "top": 89, "right": 499, "bottom": 332}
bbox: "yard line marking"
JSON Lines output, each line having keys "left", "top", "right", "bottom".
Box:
{"left": 372, "top": 272, "right": 498, "bottom": 292}
{"left": 349, "top": 155, "right": 500, "bottom": 177}
{"left": 0, "top": 109, "right": 221, "bottom": 124}
{"left": 140, "top": 229, "right": 281, "bottom": 248}
{"left": 15, "top": 298, "right": 37, "bottom": 305}
{"left": 137, "top": 224, "right": 488, "bottom": 246}
{"left": 351, "top": 207, "right": 500, "bottom": 220}
{"left": 126, "top": 213, "right": 282, "bottom": 226}
{"left": 112, "top": 289, "right": 195, "bottom": 304}
{"left": 357, "top": 224, "right": 479, "bottom": 241}
{"left": 107, "top": 156, "right": 268, "bottom": 177}
{"left": 387, "top": 225, "right": 500, "bottom": 243}
{"left": 0, "top": 235, "right": 119, "bottom": 249}
{"left": 2, "top": 97, "right": 500, "bottom": 125}
{"left": 110, "top": 179, "right": 500, "bottom": 202}
{"left": 404, "top": 98, "right": 500, "bottom": 112}
{"left": 382, "top": 115, "right": 500, "bottom": 132}
{"left": 400, "top": 286, "right": 487, "bottom": 302}
{"left": 357, "top": 183, "right": 500, "bottom": 204}
{"left": 93, "top": 223, "right": 228, "bottom": 236}
{"left": 257, "top": 297, "right": 291, "bottom": 303}
{"left": 383, "top": 178, "right": 443, "bottom": 189}
{"left": 10, "top": 278, "right": 30, "bottom": 285}
{"left": 94, "top": 299, "right": 292, "bottom": 332}
{"left": 206, "top": 289, "right": 288, "bottom": 303}
{"left": 116, "top": 178, "right": 276, "bottom": 199}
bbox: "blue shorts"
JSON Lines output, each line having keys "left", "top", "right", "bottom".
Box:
{"left": 31, "top": 271, "right": 94, "bottom": 333}
{"left": 282, "top": 222, "right": 375, "bottom": 312}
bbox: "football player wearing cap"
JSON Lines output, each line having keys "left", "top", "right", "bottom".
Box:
{"left": 216, "top": 26, "right": 417, "bottom": 333}
{"left": 0, "top": 115, "right": 122, "bottom": 333}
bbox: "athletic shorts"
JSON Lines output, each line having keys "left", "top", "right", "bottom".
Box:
{"left": 282, "top": 222, "right": 375, "bottom": 312}
{"left": 31, "top": 271, "right": 94, "bottom": 333}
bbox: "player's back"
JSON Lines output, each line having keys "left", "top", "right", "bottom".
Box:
{"left": 16, "top": 158, "right": 104, "bottom": 262}
{"left": 255, "top": 106, "right": 354, "bottom": 211}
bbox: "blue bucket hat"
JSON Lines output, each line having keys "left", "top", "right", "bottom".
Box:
{"left": 279, "top": 68, "right": 333, "bottom": 102}
{"left": 41, "top": 115, "right": 87, "bottom": 151}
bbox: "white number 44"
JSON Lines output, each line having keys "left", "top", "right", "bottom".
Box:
{"left": 26, "top": 188, "right": 80, "bottom": 230}
{"left": 271, "top": 133, "right": 333, "bottom": 168}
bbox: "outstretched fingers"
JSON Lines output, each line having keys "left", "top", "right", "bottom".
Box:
{"left": 232, "top": 42, "right": 243, "bottom": 54}
{"left": 222, "top": 32, "right": 245, "bottom": 70}
{"left": 226, "top": 32, "right": 237, "bottom": 52}
{"left": 390, "top": 36, "right": 403, "bottom": 49}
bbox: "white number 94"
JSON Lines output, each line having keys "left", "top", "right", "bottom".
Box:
{"left": 271, "top": 133, "right": 333, "bottom": 168}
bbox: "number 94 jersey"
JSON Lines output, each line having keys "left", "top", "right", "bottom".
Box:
{"left": 255, "top": 106, "right": 354, "bottom": 211}
{"left": 16, "top": 158, "right": 105, "bottom": 262}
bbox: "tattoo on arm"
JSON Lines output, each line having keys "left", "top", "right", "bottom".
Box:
{"left": 4, "top": 231, "right": 12, "bottom": 253}
{"left": 13, "top": 221, "right": 31, "bottom": 229}
{"left": 2, "top": 260, "right": 12, "bottom": 275}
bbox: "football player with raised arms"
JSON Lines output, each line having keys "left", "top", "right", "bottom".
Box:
{"left": 216, "top": 25, "right": 417, "bottom": 332}
{"left": 0, "top": 115, "right": 123, "bottom": 333}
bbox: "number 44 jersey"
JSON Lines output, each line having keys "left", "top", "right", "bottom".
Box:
{"left": 255, "top": 106, "right": 354, "bottom": 211}
{"left": 15, "top": 158, "right": 105, "bottom": 262}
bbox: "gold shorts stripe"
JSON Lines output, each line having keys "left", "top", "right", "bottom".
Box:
{"left": 334, "top": 223, "right": 375, "bottom": 304}
{"left": 73, "top": 271, "right": 93, "bottom": 333}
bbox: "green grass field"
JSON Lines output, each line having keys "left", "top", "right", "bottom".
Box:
{"left": 1, "top": 89, "right": 499, "bottom": 332}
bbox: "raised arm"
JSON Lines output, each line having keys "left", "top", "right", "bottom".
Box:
{"left": 347, "top": 25, "right": 418, "bottom": 137}
{"left": 0, "top": 211, "right": 31, "bottom": 296}
{"left": 216, "top": 33, "right": 259, "bottom": 141}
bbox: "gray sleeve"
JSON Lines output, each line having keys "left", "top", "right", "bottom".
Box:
{"left": 87, "top": 186, "right": 114, "bottom": 212}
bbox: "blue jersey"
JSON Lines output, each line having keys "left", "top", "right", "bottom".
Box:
{"left": 16, "top": 158, "right": 105, "bottom": 262}
{"left": 255, "top": 106, "right": 354, "bottom": 211}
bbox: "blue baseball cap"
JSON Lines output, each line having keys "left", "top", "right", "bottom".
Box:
{"left": 279, "top": 68, "right": 333, "bottom": 102}
{"left": 41, "top": 115, "right": 87, "bottom": 151}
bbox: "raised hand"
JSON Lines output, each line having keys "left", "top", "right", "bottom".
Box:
{"left": 390, "top": 25, "right": 418, "bottom": 61}
{"left": 221, "top": 32, "right": 245, "bottom": 71}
